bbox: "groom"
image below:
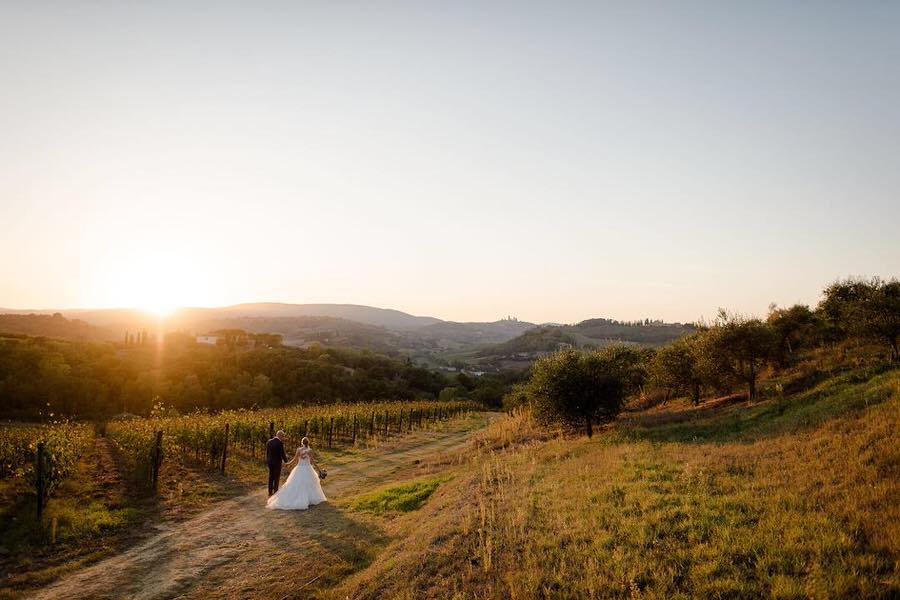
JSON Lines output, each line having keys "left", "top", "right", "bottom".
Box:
{"left": 266, "top": 430, "right": 289, "bottom": 496}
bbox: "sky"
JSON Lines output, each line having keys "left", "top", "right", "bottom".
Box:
{"left": 1, "top": 1, "right": 898, "bottom": 324}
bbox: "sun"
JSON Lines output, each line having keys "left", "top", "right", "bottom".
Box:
{"left": 94, "top": 247, "right": 227, "bottom": 315}
{"left": 142, "top": 298, "right": 177, "bottom": 317}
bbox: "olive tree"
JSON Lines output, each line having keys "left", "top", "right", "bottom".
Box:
{"left": 526, "top": 346, "right": 645, "bottom": 437}
{"left": 767, "top": 303, "right": 821, "bottom": 367}
{"left": 651, "top": 333, "right": 705, "bottom": 405}
{"left": 709, "top": 310, "right": 776, "bottom": 400}
{"left": 820, "top": 277, "right": 900, "bottom": 361}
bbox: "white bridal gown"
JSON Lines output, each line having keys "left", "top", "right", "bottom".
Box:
{"left": 266, "top": 448, "right": 328, "bottom": 510}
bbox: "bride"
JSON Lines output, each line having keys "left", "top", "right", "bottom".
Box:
{"left": 266, "top": 437, "right": 328, "bottom": 510}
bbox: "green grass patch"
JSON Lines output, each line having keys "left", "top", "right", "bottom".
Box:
{"left": 350, "top": 476, "right": 450, "bottom": 514}
{"left": 621, "top": 367, "right": 900, "bottom": 444}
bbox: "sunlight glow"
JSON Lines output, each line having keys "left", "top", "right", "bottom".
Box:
{"left": 92, "top": 248, "right": 226, "bottom": 314}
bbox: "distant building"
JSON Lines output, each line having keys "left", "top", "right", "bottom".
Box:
{"left": 196, "top": 335, "right": 219, "bottom": 345}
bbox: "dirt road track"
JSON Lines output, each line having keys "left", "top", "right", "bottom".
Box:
{"left": 29, "top": 416, "right": 490, "bottom": 600}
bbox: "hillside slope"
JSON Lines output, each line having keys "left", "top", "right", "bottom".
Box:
{"left": 0, "top": 313, "right": 115, "bottom": 341}
{"left": 331, "top": 367, "right": 900, "bottom": 599}
{"left": 479, "top": 318, "right": 694, "bottom": 358}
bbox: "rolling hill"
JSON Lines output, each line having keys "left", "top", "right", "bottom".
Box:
{"left": 0, "top": 313, "right": 115, "bottom": 341}
{"left": 479, "top": 318, "right": 695, "bottom": 359}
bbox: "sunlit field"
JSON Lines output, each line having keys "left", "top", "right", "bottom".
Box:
{"left": 329, "top": 360, "right": 900, "bottom": 599}
{"left": 0, "top": 400, "right": 475, "bottom": 596}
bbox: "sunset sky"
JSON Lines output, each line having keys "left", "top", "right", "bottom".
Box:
{"left": 1, "top": 2, "right": 898, "bottom": 324}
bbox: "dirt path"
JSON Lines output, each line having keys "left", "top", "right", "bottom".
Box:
{"left": 28, "top": 414, "right": 492, "bottom": 600}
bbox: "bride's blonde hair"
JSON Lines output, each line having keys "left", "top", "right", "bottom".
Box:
{"left": 301, "top": 437, "right": 310, "bottom": 448}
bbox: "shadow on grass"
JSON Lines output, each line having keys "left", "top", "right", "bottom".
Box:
{"left": 620, "top": 366, "right": 898, "bottom": 445}
{"left": 260, "top": 502, "right": 389, "bottom": 586}
{"left": 0, "top": 442, "right": 151, "bottom": 594}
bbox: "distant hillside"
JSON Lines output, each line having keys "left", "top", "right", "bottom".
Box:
{"left": 207, "top": 303, "right": 442, "bottom": 330}
{"left": 415, "top": 319, "right": 536, "bottom": 348}
{"left": 572, "top": 318, "right": 695, "bottom": 345}
{"left": 478, "top": 327, "right": 577, "bottom": 356}
{"left": 191, "top": 315, "right": 410, "bottom": 355}
{"left": 0, "top": 313, "right": 116, "bottom": 341}
{"left": 479, "top": 318, "right": 694, "bottom": 358}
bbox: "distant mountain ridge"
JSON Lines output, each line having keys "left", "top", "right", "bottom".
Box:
{"left": 207, "top": 303, "right": 443, "bottom": 329}
{"left": 0, "top": 304, "right": 692, "bottom": 372}
{"left": 0, "top": 303, "right": 442, "bottom": 331}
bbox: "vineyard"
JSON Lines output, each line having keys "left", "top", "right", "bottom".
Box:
{"left": 0, "top": 421, "right": 93, "bottom": 516}
{"left": 109, "top": 400, "right": 474, "bottom": 487}
{"left": 1, "top": 400, "right": 476, "bottom": 518}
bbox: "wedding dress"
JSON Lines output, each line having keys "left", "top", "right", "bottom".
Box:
{"left": 266, "top": 448, "right": 327, "bottom": 510}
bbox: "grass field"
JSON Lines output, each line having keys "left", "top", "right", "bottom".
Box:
{"left": 331, "top": 366, "right": 900, "bottom": 599}
{"left": 4, "top": 363, "right": 898, "bottom": 599}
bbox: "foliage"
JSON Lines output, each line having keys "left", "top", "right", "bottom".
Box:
{"left": 106, "top": 400, "right": 474, "bottom": 487}
{"left": 0, "top": 333, "right": 449, "bottom": 419}
{"left": 501, "top": 382, "right": 532, "bottom": 411}
{"left": 479, "top": 319, "right": 694, "bottom": 358}
{"left": 478, "top": 326, "right": 578, "bottom": 356}
{"left": 821, "top": 277, "right": 900, "bottom": 360}
{"left": 438, "top": 386, "right": 467, "bottom": 402}
{"left": 707, "top": 310, "right": 776, "bottom": 399}
{"left": 650, "top": 333, "right": 706, "bottom": 405}
{"left": 767, "top": 303, "right": 822, "bottom": 367}
{"left": 0, "top": 422, "right": 93, "bottom": 508}
{"left": 525, "top": 346, "right": 645, "bottom": 437}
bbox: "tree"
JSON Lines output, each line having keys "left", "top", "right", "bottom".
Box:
{"left": 821, "top": 277, "right": 900, "bottom": 360}
{"left": 438, "top": 386, "right": 467, "bottom": 402}
{"left": 709, "top": 310, "right": 775, "bottom": 400}
{"left": 455, "top": 372, "right": 475, "bottom": 391}
{"left": 502, "top": 382, "right": 531, "bottom": 411}
{"left": 767, "top": 304, "right": 821, "bottom": 367}
{"left": 470, "top": 377, "right": 507, "bottom": 408}
{"left": 526, "top": 346, "right": 644, "bottom": 437}
{"left": 651, "top": 334, "right": 704, "bottom": 405}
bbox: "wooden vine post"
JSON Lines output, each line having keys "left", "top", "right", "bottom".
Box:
{"left": 328, "top": 417, "right": 334, "bottom": 448}
{"left": 35, "top": 441, "right": 45, "bottom": 519}
{"left": 383, "top": 410, "right": 389, "bottom": 436}
{"left": 352, "top": 414, "right": 357, "bottom": 445}
{"left": 221, "top": 423, "right": 229, "bottom": 474}
{"left": 268, "top": 421, "right": 275, "bottom": 439}
{"left": 152, "top": 430, "right": 163, "bottom": 489}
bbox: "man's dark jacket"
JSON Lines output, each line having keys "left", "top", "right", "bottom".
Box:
{"left": 266, "top": 437, "right": 289, "bottom": 466}
{"left": 266, "top": 437, "right": 289, "bottom": 496}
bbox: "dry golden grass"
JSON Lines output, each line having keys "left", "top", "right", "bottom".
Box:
{"left": 331, "top": 368, "right": 900, "bottom": 599}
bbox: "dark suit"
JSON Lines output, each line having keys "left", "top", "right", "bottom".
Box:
{"left": 266, "top": 437, "right": 289, "bottom": 496}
